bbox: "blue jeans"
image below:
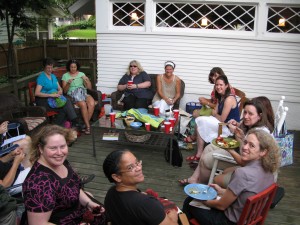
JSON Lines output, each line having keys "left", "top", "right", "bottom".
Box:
{"left": 182, "top": 197, "right": 236, "bottom": 225}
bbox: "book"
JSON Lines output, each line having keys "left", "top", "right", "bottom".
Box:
{"left": 102, "top": 132, "right": 119, "bottom": 141}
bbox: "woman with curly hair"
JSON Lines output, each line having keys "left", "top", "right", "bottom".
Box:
{"left": 183, "top": 129, "right": 280, "bottom": 225}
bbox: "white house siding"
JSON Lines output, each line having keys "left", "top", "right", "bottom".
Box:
{"left": 96, "top": 1, "right": 300, "bottom": 130}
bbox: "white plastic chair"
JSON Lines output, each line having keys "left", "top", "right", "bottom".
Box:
{"left": 208, "top": 153, "right": 237, "bottom": 184}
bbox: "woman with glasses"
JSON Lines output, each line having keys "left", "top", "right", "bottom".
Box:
{"left": 103, "top": 149, "right": 178, "bottom": 225}
{"left": 152, "top": 61, "right": 181, "bottom": 115}
{"left": 117, "top": 60, "right": 153, "bottom": 110}
{"left": 35, "top": 58, "right": 78, "bottom": 127}
{"left": 22, "top": 125, "right": 106, "bottom": 225}
{"left": 62, "top": 59, "right": 94, "bottom": 135}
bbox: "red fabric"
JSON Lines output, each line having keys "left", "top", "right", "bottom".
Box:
{"left": 145, "top": 189, "right": 177, "bottom": 213}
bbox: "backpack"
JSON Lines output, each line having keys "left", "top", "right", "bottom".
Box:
{"left": 164, "top": 139, "right": 183, "bottom": 167}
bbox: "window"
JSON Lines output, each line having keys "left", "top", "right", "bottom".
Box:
{"left": 112, "top": 2, "right": 145, "bottom": 26}
{"left": 267, "top": 6, "right": 300, "bottom": 33}
{"left": 156, "top": 3, "right": 256, "bottom": 31}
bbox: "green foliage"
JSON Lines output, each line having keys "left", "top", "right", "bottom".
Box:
{"left": 53, "top": 25, "right": 70, "bottom": 39}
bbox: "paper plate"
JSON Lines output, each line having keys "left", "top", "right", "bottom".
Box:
{"left": 184, "top": 184, "right": 217, "bottom": 200}
{"left": 130, "top": 122, "right": 142, "bottom": 129}
{"left": 212, "top": 137, "right": 240, "bottom": 149}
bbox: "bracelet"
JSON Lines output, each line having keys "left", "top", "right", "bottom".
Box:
{"left": 136, "top": 84, "right": 138, "bottom": 89}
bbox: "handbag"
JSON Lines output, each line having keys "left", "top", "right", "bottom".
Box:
{"left": 199, "top": 105, "right": 212, "bottom": 116}
{"left": 164, "top": 139, "right": 183, "bottom": 167}
{"left": 275, "top": 133, "right": 294, "bottom": 167}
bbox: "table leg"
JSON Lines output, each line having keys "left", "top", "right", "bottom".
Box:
{"left": 169, "top": 137, "right": 173, "bottom": 165}
{"left": 92, "top": 127, "right": 96, "bottom": 157}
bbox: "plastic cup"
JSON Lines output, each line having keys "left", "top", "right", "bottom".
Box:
{"left": 109, "top": 112, "right": 116, "bottom": 123}
{"left": 164, "top": 121, "right": 171, "bottom": 134}
{"left": 128, "top": 80, "right": 133, "bottom": 86}
{"left": 154, "top": 107, "right": 159, "bottom": 116}
{"left": 173, "top": 109, "right": 179, "bottom": 120}
{"left": 145, "top": 123, "right": 150, "bottom": 131}
{"left": 101, "top": 93, "right": 106, "bottom": 100}
{"left": 169, "top": 118, "right": 176, "bottom": 128}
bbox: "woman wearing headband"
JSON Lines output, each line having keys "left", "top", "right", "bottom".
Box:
{"left": 152, "top": 61, "right": 181, "bottom": 115}
{"left": 117, "top": 60, "right": 153, "bottom": 110}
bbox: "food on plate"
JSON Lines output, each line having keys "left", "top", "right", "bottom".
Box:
{"left": 189, "top": 189, "right": 200, "bottom": 194}
{"left": 216, "top": 136, "right": 228, "bottom": 148}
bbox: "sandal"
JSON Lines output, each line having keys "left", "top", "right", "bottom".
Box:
{"left": 178, "top": 178, "right": 190, "bottom": 186}
{"left": 84, "top": 127, "right": 91, "bottom": 135}
{"left": 186, "top": 155, "right": 200, "bottom": 162}
{"left": 183, "top": 136, "right": 196, "bottom": 143}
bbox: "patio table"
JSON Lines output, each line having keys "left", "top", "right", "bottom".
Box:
{"left": 91, "top": 116, "right": 180, "bottom": 164}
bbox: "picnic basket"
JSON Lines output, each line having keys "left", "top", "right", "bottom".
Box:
{"left": 124, "top": 132, "right": 151, "bottom": 143}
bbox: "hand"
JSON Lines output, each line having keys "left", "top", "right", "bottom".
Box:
{"left": 166, "top": 209, "right": 178, "bottom": 223}
{"left": 234, "top": 127, "right": 245, "bottom": 140}
{"left": 209, "top": 183, "right": 224, "bottom": 196}
{"left": 0, "top": 121, "right": 8, "bottom": 134}
{"left": 68, "top": 78, "right": 74, "bottom": 84}
{"left": 127, "top": 83, "right": 133, "bottom": 90}
{"left": 86, "top": 201, "right": 105, "bottom": 216}
{"left": 14, "top": 152, "right": 25, "bottom": 164}
{"left": 166, "top": 98, "right": 173, "bottom": 105}
{"left": 199, "top": 97, "right": 206, "bottom": 105}
{"left": 51, "top": 93, "right": 60, "bottom": 97}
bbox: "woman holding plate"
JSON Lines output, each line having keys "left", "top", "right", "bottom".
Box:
{"left": 178, "top": 96, "right": 274, "bottom": 186}
{"left": 182, "top": 129, "right": 280, "bottom": 225}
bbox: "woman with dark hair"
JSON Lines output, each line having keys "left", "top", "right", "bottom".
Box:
{"left": 182, "top": 129, "right": 280, "bottom": 225}
{"left": 103, "top": 149, "right": 178, "bottom": 225}
{"left": 35, "top": 58, "right": 78, "bottom": 126}
{"left": 22, "top": 125, "right": 105, "bottom": 225}
{"left": 152, "top": 61, "right": 181, "bottom": 115}
{"left": 117, "top": 60, "right": 153, "bottom": 110}
{"left": 185, "top": 75, "right": 240, "bottom": 163}
{"left": 62, "top": 59, "right": 94, "bottom": 134}
{"left": 179, "top": 96, "right": 274, "bottom": 186}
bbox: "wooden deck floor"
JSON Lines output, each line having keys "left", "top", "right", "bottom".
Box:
{"left": 68, "top": 131, "right": 299, "bottom": 225}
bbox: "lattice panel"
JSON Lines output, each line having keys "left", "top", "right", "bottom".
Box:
{"left": 156, "top": 3, "right": 255, "bottom": 31}
{"left": 267, "top": 6, "right": 300, "bottom": 34}
{"left": 112, "top": 2, "right": 145, "bottom": 26}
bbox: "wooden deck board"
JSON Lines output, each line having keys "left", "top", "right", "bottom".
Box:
{"left": 68, "top": 131, "right": 300, "bottom": 225}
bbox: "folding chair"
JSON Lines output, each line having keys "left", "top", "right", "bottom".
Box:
{"left": 190, "top": 183, "right": 278, "bottom": 225}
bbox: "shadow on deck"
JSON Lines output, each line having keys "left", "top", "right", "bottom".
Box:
{"left": 68, "top": 131, "right": 299, "bottom": 225}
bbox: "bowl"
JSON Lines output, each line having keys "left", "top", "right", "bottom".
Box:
{"left": 124, "top": 117, "right": 135, "bottom": 127}
{"left": 138, "top": 108, "right": 148, "bottom": 114}
{"left": 130, "top": 122, "right": 142, "bottom": 129}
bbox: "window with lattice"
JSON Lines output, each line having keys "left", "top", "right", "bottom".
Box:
{"left": 112, "top": 2, "right": 145, "bottom": 26}
{"left": 156, "top": 3, "right": 256, "bottom": 31}
{"left": 267, "top": 6, "right": 300, "bottom": 34}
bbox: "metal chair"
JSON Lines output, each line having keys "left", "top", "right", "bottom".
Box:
{"left": 189, "top": 183, "right": 278, "bottom": 225}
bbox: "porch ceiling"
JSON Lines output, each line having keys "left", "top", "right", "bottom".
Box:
{"left": 68, "top": 0, "right": 95, "bottom": 16}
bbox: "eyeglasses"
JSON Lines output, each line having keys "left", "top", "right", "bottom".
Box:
{"left": 119, "top": 160, "right": 142, "bottom": 173}
{"left": 130, "top": 65, "right": 137, "bottom": 68}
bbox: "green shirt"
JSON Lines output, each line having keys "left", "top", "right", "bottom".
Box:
{"left": 62, "top": 72, "right": 86, "bottom": 95}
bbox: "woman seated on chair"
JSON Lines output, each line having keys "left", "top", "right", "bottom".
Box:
{"left": 0, "top": 121, "right": 32, "bottom": 195}
{"left": 35, "top": 58, "right": 78, "bottom": 127}
{"left": 185, "top": 75, "right": 240, "bottom": 163}
{"left": 179, "top": 97, "right": 274, "bottom": 185}
{"left": 22, "top": 125, "right": 106, "bottom": 225}
{"left": 152, "top": 61, "right": 181, "bottom": 115}
{"left": 117, "top": 60, "right": 153, "bottom": 110}
{"left": 62, "top": 59, "right": 95, "bottom": 135}
{"left": 182, "top": 129, "right": 280, "bottom": 225}
{"left": 103, "top": 149, "right": 178, "bottom": 225}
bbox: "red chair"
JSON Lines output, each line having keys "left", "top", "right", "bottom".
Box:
{"left": 28, "top": 81, "right": 58, "bottom": 120}
{"left": 190, "top": 183, "right": 278, "bottom": 225}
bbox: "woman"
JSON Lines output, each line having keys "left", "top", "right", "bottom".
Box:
{"left": 22, "top": 125, "right": 105, "bottom": 225}
{"left": 0, "top": 121, "right": 32, "bottom": 195}
{"left": 103, "top": 149, "right": 178, "bottom": 225}
{"left": 152, "top": 61, "right": 181, "bottom": 115}
{"left": 182, "top": 129, "right": 280, "bottom": 225}
{"left": 186, "top": 75, "right": 240, "bottom": 162}
{"left": 117, "top": 60, "right": 153, "bottom": 110}
{"left": 35, "top": 58, "right": 78, "bottom": 127}
{"left": 179, "top": 97, "right": 274, "bottom": 185}
{"left": 62, "top": 59, "right": 95, "bottom": 134}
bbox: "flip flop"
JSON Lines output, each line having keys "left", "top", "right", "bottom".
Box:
{"left": 183, "top": 136, "right": 196, "bottom": 143}
{"left": 178, "top": 178, "right": 190, "bottom": 186}
{"left": 186, "top": 155, "right": 200, "bottom": 162}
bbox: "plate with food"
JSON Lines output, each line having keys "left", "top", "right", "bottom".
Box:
{"left": 212, "top": 137, "right": 240, "bottom": 149}
{"left": 184, "top": 184, "right": 217, "bottom": 200}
